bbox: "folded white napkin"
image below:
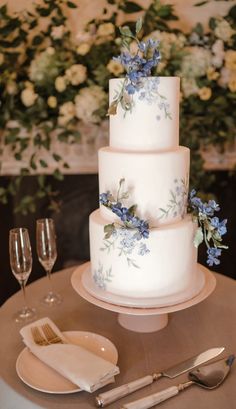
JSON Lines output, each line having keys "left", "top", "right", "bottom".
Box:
{"left": 20, "top": 317, "right": 119, "bottom": 393}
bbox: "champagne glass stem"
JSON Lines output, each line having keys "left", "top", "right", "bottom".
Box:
{"left": 20, "top": 280, "right": 28, "bottom": 310}
{"left": 46, "top": 268, "right": 53, "bottom": 290}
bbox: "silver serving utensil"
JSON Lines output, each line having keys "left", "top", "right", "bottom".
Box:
{"left": 121, "top": 355, "right": 235, "bottom": 409}
{"left": 95, "top": 347, "right": 224, "bottom": 407}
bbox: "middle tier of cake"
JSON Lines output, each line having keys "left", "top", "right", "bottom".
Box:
{"left": 99, "top": 146, "right": 190, "bottom": 226}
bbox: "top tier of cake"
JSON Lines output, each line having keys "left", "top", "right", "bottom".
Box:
{"left": 109, "top": 76, "right": 180, "bottom": 152}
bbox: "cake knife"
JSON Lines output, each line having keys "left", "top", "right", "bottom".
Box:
{"left": 95, "top": 347, "right": 224, "bottom": 407}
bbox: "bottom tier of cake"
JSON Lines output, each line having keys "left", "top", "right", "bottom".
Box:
{"left": 89, "top": 210, "right": 204, "bottom": 301}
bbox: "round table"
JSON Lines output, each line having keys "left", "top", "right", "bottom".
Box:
{"left": 0, "top": 266, "right": 235, "bottom": 409}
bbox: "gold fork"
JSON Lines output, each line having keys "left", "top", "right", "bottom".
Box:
{"left": 41, "top": 323, "right": 64, "bottom": 344}
{"left": 31, "top": 326, "right": 49, "bottom": 346}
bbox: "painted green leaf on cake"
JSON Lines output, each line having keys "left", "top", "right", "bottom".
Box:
{"left": 193, "top": 227, "right": 204, "bottom": 248}
{"left": 104, "top": 223, "right": 116, "bottom": 239}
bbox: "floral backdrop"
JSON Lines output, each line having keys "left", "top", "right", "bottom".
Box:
{"left": 0, "top": 0, "right": 235, "bottom": 214}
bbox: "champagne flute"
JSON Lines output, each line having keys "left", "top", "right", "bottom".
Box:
{"left": 36, "top": 218, "right": 62, "bottom": 305}
{"left": 9, "top": 228, "right": 36, "bottom": 323}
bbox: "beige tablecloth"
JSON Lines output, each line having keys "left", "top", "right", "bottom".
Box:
{"left": 0, "top": 266, "right": 236, "bottom": 409}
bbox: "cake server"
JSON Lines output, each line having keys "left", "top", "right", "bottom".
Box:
{"left": 121, "top": 355, "right": 235, "bottom": 409}
{"left": 95, "top": 347, "right": 224, "bottom": 407}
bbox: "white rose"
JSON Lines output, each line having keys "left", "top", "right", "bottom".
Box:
{"left": 225, "top": 50, "right": 236, "bottom": 71}
{"left": 51, "top": 25, "right": 65, "bottom": 40}
{"left": 46, "top": 47, "right": 55, "bottom": 55}
{"left": 218, "top": 66, "right": 236, "bottom": 89}
{"left": 55, "top": 76, "right": 67, "bottom": 92}
{"left": 24, "top": 81, "right": 34, "bottom": 89}
{"left": 212, "top": 39, "right": 224, "bottom": 68}
{"left": 207, "top": 67, "right": 220, "bottom": 81}
{"left": 0, "top": 53, "right": 4, "bottom": 65}
{"left": 214, "top": 19, "right": 234, "bottom": 42}
{"left": 76, "top": 30, "right": 94, "bottom": 44}
{"left": 97, "top": 23, "right": 115, "bottom": 37}
{"left": 47, "top": 96, "right": 57, "bottom": 108}
{"left": 181, "top": 47, "right": 212, "bottom": 78}
{"left": 6, "top": 81, "right": 17, "bottom": 95}
{"left": 181, "top": 78, "right": 199, "bottom": 97}
{"left": 65, "top": 64, "right": 87, "bottom": 86}
{"left": 106, "top": 59, "right": 124, "bottom": 76}
{"left": 218, "top": 67, "right": 231, "bottom": 87}
{"left": 58, "top": 101, "right": 75, "bottom": 126}
{"left": 21, "top": 88, "right": 38, "bottom": 107}
{"left": 228, "top": 77, "right": 236, "bottom": 92}
{"left": 75, "top": 86, "right": 106, "bottom": 123}
{"left": 76, "top": 43, "right": 91, "bottom": 55}
{"left": 198, "top": 87, "right": 212, "bottom": 101}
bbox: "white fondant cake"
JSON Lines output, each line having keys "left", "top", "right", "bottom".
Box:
{"left": 89, "top": 76, "right": 204, "bottom": 304}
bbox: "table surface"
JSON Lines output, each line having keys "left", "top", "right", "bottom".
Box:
{"left": 0, "top": 265, "right": 236, "bottom": 409}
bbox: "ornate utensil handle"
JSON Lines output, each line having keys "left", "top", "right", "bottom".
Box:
{"left": 95, "top": 374, "right": 162, "bottom": 407}
{"left": 121, "top": 382, "right": 193, "bottom": 409}
{"left": 121, "top": 385, "right": 180, "bottom": 409}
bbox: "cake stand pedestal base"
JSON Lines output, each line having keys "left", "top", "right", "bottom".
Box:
{"left": 118, "top": 312, "right": 168, "bottom": 333}
{"left": 71, "top": 262, "right": 216, "bottom": 333}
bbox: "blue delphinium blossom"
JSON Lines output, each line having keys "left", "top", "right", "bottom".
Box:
{"left": 207, "top": 247, "right": 222, "bottom": 266}
{"left": 99, "top": 192, "right": 110, "bottom": 205}
{"left": 210, "top": 217, "right": 227, "bottom": 236}
{"left": 189, "top": 189, "right": 228, "bottom": 266}
{"left": 112, "top": 204, "right": 130, "bottom": 222}
{"left": 107, "top": 20, "right": 172, "bottom": 120}
{"left": 138, "top": 220, "right": 150, "bottom": 239}
{"left": 113, "top": 35, "right": 161, "bottom": 99}
{"left": 126, "top": 83, "right": 136, "bottom": 95}
{"left": 189, "top": 189, "right": 220, "bottom": 216}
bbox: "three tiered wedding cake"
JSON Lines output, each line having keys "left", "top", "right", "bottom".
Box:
{"left": 88, "top": 76, "right": 205, "bottom": 306}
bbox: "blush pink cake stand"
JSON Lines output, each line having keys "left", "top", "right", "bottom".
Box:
{"left": 71, "top": 262, "right": 216, "bottom": 333}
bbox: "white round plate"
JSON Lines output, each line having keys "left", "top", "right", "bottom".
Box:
{"left": 16, "top": 331, "right": 118, "bottom": 394}
{"left": 71, "top": 263, "right": 216, "bottom": 316}
{"left": 78, "top": 263, "right": 206, "bottom": 308}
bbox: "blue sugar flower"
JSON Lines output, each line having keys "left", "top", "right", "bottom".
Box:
{"left": 119, "top": 207, "right": 131, "bottom": 222}
{"left": 125, "top": 83, "right": 136, "bottom": 95}
{"left": 99, "top": 192, "right": 110, "bottom": 205}
{"left": 111, "top": 202, "right": 123, "bottom": 216}
{"left": 190, "top": 189, "right": 196, "bottom": 198}
{"left": 211, "top": 217, "right": 227, "bottom": 236}
{"left": 202, "top": 200, "right": 220, "bottom": 216}
{"left": 189, "top": 190, "right": 220, "bottom": 216}
{"left": 129, "top": 216, "right": 141, "bottom": 229}
{"left": 147, "top": 38, "right": 159, "bottom": 49}
{"left": 207, "top": 247, "right": 222, "bottom": 266}
{"left": 138, "top": 220, "right": 149, "bottom": 239}
{"left": 128, "top": 70, "right": 143, "bottom": 83}
{"left": 208, "top": 200, "right": 220, "bottom": 212}
{"left": 189, "top": 188, "right": 227, "bottom": 266}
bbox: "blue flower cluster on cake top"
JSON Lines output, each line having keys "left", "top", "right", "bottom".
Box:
{"left": 108, "top": 18, "right": 171, "bottom": 119}
{"left": 189, "top": 189, "right": 228, "bottom": 266}
{"left": 114, "top": 37, "right": 161, "bottom": 96}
